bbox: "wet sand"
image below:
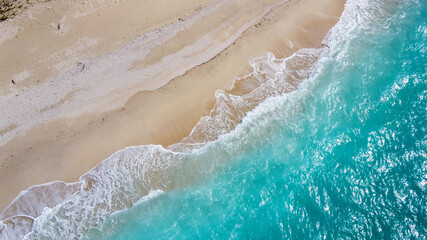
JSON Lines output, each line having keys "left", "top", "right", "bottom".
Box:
{"left": 0, "top": 0, "right": 345, "bottom": 211}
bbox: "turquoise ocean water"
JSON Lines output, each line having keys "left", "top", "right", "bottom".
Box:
{"left": 82, "top": 0, "right": 426, "bottom": 239}
{"left": 11, "top": 0, "right": 425, "bottom": 239}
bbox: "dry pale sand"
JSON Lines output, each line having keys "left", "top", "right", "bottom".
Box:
{"left": 0, "top": 0, "right": 345, "bottom": 211}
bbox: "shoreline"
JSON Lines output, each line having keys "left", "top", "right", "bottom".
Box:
{"left": 0, "top": 0, "right": 345, "bottom": 212}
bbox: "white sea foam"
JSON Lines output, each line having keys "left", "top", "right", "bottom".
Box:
{"left": 134, "top": 190, "right": 164, "bottom": 206}
{"left": 0, "top": 182, "right": 81, "bottom": 221}
{"left": 0, "top": 0, "right": 397, "bottom": 239}
{"left": 0, "top": 182, "right": 80, "bottom": 240}
{"left": 0, "top": 215, "right": 34, "bottom": 240}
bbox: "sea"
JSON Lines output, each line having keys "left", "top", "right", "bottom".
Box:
{"left": 3, "top": 0, "right": 426, "bottom": 239}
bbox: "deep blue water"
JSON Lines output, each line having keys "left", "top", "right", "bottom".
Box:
{"left": 83, "top": 0, "right": 427, "bottom": 239}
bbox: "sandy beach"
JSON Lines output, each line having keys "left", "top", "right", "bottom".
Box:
{"left": 0, "top": 0, "right": 345, "bottom": 212}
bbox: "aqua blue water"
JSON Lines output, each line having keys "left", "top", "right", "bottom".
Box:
{"left": 82, "top": 0, "right": 427, "bottom": 239}
{"left": 73, "top": 2, "right": 426, "bottom": 240}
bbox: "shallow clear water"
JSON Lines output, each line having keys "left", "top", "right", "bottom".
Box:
{"left": 80, "top": 0, "right": 426, "bottom": 239}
